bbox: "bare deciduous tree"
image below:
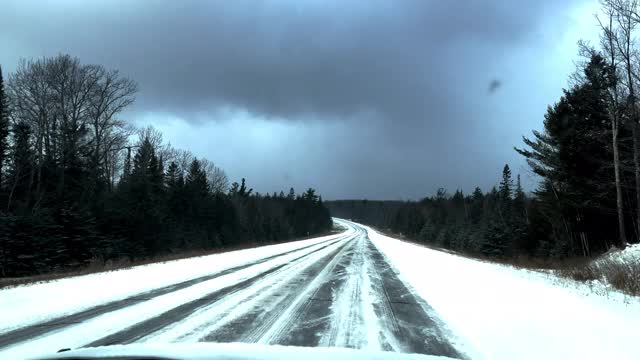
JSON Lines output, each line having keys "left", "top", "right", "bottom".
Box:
{"left": 200, "top": 158, "right": 229, "bottom": 193}
{"left": 87, "top": 67, "right": 137, "bottom": 185}
{"left": 8, "top": 54, "right": 138, "bottom": 200}
{"left": 603, "top": 0, "right": 640, "bottom": 241}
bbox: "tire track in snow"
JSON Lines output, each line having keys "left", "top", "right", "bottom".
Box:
{"left": 0, "top": 232, "right": 350, "bottom": 350}
{"left": 269, "top": 221, "right": 462, "bottom": 358}
{"left": 253, "top": 229, "right": 364, "bottom": 347}
{"left": 83, "top": 236, "right": 351, "bottom": 346}
{"left": 318, "top": 237, "right": 366, "bottom": 348}
{"left": 196, "top": 239, "right": 355, "bottom": 343}
{"left": 0, "top": 235, "right": 353, "bottom": 359}
{"left": 365, "top": 236, "right": 463, "bottom": 358}
{"left": 138, "top": 235, "right": 356, "bottom": 343}
{"left": 317, "top": 229, "right": 401, "bottom": 352}
{"left": 363, "top": 239, "right": 406, "bottom": 352}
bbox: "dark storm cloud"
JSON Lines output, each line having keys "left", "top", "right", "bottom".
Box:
{"left": 4, "top": 0, "right": 574, "bottom": 120}
{"left": 1, "top": 0, "right": 589, "bottom": 199}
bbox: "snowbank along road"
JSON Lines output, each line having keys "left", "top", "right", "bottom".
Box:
{"left": 0, "top": 219, "right": 465, "bottom": 359}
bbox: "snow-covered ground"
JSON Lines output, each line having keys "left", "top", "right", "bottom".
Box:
{"left": 3, "top": 218, "right": 637, "bottom": 360}
{"left": 360, "top": 221, "right": 640, "bottom": 360}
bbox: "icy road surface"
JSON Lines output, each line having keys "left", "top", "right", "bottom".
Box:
{"left": 0, "top": 219, "right": 464, "bottom": 359}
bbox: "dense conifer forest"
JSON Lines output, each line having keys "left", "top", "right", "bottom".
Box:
{"left": 0, "top": 56, "right": 332, "bottom": 277}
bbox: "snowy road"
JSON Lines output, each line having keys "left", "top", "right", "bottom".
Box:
{"left": 0, "top": 220, "right": 463, "bottom": 359}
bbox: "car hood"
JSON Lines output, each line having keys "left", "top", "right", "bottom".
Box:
{"left": 30, "top": 343, "right": 454, "bottom": 360}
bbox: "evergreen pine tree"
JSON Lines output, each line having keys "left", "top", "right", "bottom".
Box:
{"left": 185, "top": 159, "right": 209, "bottom": 197}
{"left": 0, "top": 66, "right": 10, "bottom": 190}
{"left": 165, "top": 162, "right": 183, "bottom": 190}
{"left": 303, "top": 188, "right": 318, "bottom": 202}
{"left": 7, "top": 122, "right": 34, "bottom": 210}
{"left": 513, "top": 174, "right": 526, "bottom": 217}
{"left": 481, "top": 220, "right": 508, "bottom": 257}
{"left": 125, "top": 137, "right": 165, "bottom": 255}
{"left": 516, "top": 53, "right": 616, "bottom": 254}
{"left": 164, "top": 161, "right": 184, "bottom": 244}
{"left": 472, "top": 187, "right": 483, "bottom": 200}
{"left": 499, "top": 164, "right": 513, "bottom": 201}
{"left": 236, "top": 178, "right": 252, "bottom": 197}
{"left": 469, "top": 187, "right": 485, "bottom": 224}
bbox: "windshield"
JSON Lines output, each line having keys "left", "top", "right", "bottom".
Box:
{"left": 0, "top": 1, "right": 639, "bottom": 360}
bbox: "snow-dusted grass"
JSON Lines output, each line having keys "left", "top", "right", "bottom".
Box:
{"left": 361, "top": 222, "right": 640, "bottom": 360}
{"left": 0, "top": 226, "right": 352, "bottom": 335}
{"left": 600, "top": 243, "right": 640, "bottom": 263}
{"left": 557, "top": 243, "right": 640, "bottom": 296}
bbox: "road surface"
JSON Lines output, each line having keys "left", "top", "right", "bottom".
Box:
{"left": 0, "top": 220, "right": 464, "bottom": 359}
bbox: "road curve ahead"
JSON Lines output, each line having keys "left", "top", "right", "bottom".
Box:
{"left": 0, "top": 219, "right": 465, "bottom": 359}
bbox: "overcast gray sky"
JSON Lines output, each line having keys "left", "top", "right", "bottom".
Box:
{"left": 1, "top": 0, "right": 600, "bottom": 200}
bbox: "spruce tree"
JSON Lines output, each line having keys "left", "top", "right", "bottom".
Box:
{"left": 303, "top": 188, "right": 318, "bottom": 202}
{"left": 185, "top": 159, "right": 209, "bottom": 197}
{"left": 0, "top": 66, "right": 10, "bottom": 190}
{"left": 469, "top": 187, "right": 485, "bottom": 224}
{"left": 236, "top": 178, "right": 252, "bottom": 197}
{"left": 513, "top": 174, "right": 526, "bottom": 217}
{"left": 472, "top": 187, "right": 484, "bottom": 201}
{"left": 165, "top": 161, "right": 182, "bottom": 190}
{"left": 481, "top": 221, "right": 508, "bottom": 257}
{"left": 499, "top": 164, "right": 513, "bottom": 201}
{"left": 165, "top": 161, "right": 183, "bottom": 217}
{"left": 7, "top": 122, "right": 34, "bottom": 210}
{"left": 516, "top": 53, "right": 617, "bottom": 254}
{"left": 125, "top": 138, "right": 165, "bottom": 255}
